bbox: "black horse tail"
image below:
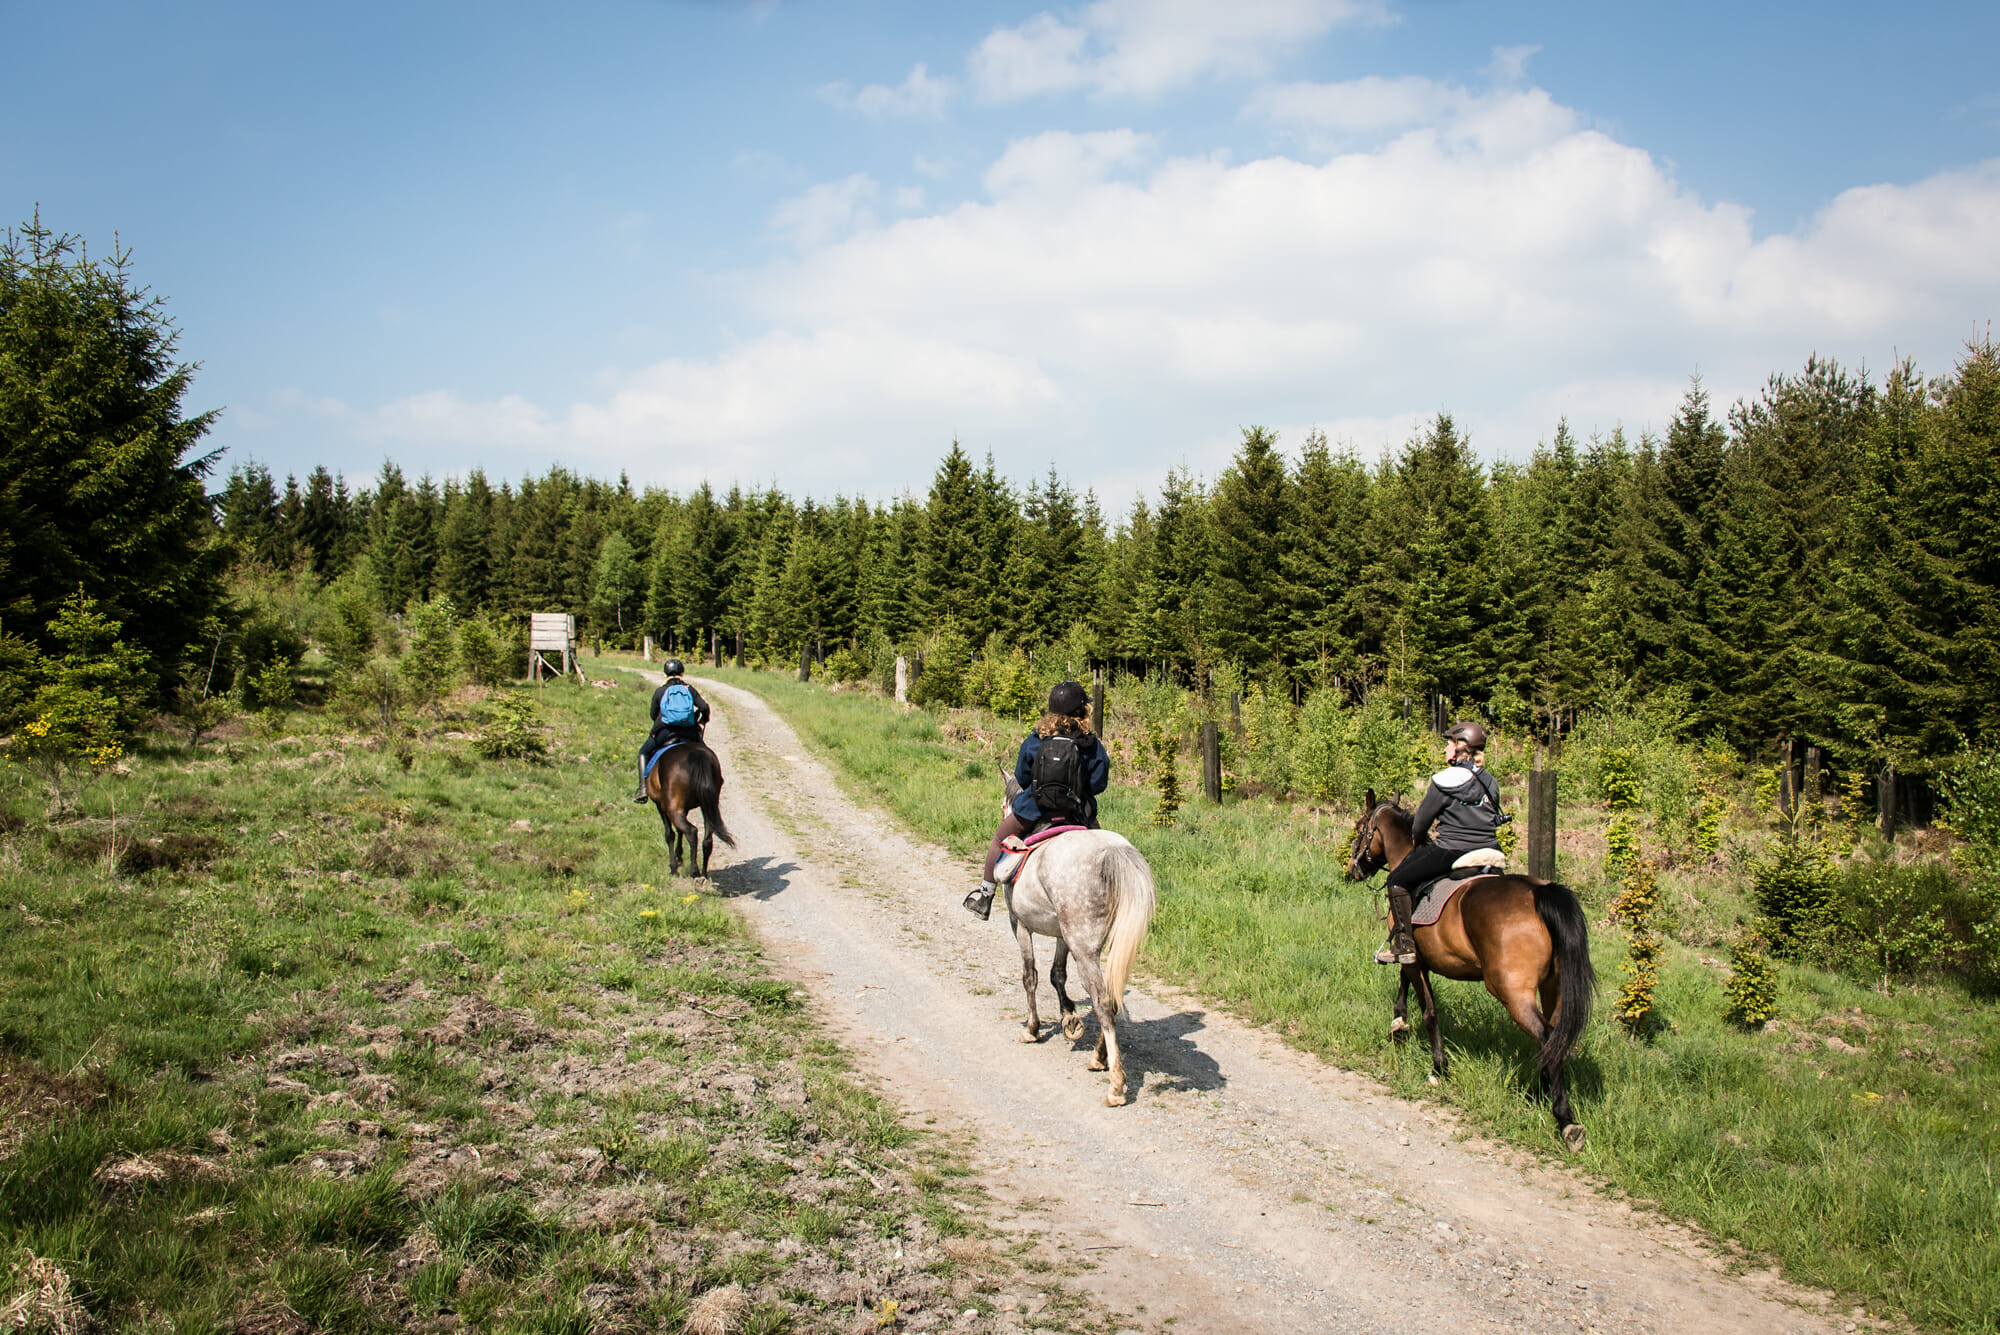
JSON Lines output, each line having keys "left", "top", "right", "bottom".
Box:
{"left": 689, "top": 747, "right": 736, "bottom": 848}
{"left": 1532, "top": 881, "right": 1596, "bottom": 1082}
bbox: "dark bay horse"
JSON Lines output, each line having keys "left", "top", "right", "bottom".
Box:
{"left": 1347, "top": 792, "right": 1596, "bottom": 1148}
{"left": 645, "top": 740, "right": 735, "bottom": 878}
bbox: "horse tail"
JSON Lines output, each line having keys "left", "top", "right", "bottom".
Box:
{"left": 1533, "top": 881, "right": 1596, "bottom": 1081}
{"left": 1096, "top": 840, "right": 1156, "bottom": 1023}
{"left": 689, "top": 747, "right": 736, "bottom": 848}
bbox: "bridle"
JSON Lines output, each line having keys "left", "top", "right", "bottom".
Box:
{"left": 1348, "top": 803, "right": 1389, "bottom": 879}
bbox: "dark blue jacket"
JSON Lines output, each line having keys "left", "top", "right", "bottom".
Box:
{"left": 1011, "top": 723, "right": 1110, "bottom": 825}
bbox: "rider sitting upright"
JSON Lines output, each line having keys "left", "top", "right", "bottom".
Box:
{"left": 1376, "top": 720, "right": 1504, "bottom": 964}
{"left": 633, "top": 658, "right": 711, "bottom": 802}
{"left": 963, "top": 681, "right": 1110, "bottom": 920}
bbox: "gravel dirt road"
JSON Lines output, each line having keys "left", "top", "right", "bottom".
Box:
{"left": 682, "top": 675, "right": 1856, "bottom": 1335}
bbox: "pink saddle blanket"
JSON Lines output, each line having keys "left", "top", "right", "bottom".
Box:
{"left": 992, "top": 824, "right": 1088, "bottom": 886}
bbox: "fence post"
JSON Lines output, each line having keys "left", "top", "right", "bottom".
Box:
{"left": 895, "top": 655, "right": 909, "bottom": 704}
{"left": 797, "top": 642, "right": 811, "bottom": 683}
{"left": 734, "top": 629, "right": 744, "bottom": 669}
{"left": 1805, "top": 746, "right": 1823, "bottom": 817}
{"left": 642, "top": 635, "right": 652, "bottom": 663}
{"left": 1229, "top": 691, "right": 1242, "bottom": 733}
{"left": 1091, "top": 672, "right": 1105, "bottom": 738}
{"left": 1527, "top": 749, "right": 1558, "bottom": 882}
{"left": 1779, "top": 739, "right": 1796, "bottom": 820}
{"left": 1201, "top": 721, "right": 1221, "bottom": 804}
{"left": 1878, "top": 764, "right": 1897, "bottom": 842}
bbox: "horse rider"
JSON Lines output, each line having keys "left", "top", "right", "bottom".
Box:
{"left": 1375, "top": 720, "right": 1505, "bottom": 964}
{"left": 633, "top": 658, "right": 711, "bottom": 802}
{"left": 963, "top": 681, "right": 1111, "bottom": 920}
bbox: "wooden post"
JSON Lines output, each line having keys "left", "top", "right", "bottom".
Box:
{"left": 1527, "top": 749, "right": 1558, "bottom": 882}
{"left": 1229, "top": 691, "right": 1241, "bottom": 734}
{"left": 895, "top": 655, "right": 910, "bottom": 704}
{"left": 1779, "top": 739, "right": 1796, "bottom": 819}
{"left": 797, "top": 641, "right": 811, "bottom": 683}
{"left": 711, "top": 628, "right": 720, "bottom": 668}
{"left": 1091, "top": 676, "right": 1105, "bottom": 739}
{"left": 1805, "top": 746, "right": 1823, "bottom": 817}
{"left": 642, "top": 635, "right": 652, "bottom": 662}
{"left": 1201, "top": 721, "right": 1221, "bottom": 804}
{"left": 734, "top": 629, "right": 744, "bottom": 669}
{"left": 1878, "top": 764, "right": 1897, "bottom": 842}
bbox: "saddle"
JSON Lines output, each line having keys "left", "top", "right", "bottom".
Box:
{"left": 1409, "top": 848, "right": 1507, "bottom": 926}
{"left": 991, "top": 823, "right": 1088, "bottom": 886}
{"left": 641, "top": 736, "right": 688, "bottom": 786}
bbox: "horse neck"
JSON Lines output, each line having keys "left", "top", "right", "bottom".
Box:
{"left": 1376, "top": 805, "right": 1417, "bottom": 869}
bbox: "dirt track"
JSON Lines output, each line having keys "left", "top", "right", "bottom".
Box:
{"left": 683, "top": 675, "right": 1855, "bottom": 1335}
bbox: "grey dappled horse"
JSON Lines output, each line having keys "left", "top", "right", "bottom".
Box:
{"left": 1000, "top": 775, "right": 1157, "bottom": 1105}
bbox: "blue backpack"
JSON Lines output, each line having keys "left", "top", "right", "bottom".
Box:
{"left": 657, "top": 682, "right": 697, "bottom": 727}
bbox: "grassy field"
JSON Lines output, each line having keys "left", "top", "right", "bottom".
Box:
{"left": 710, "top": 664, "right": 2000, "bottom": 1335}
{"left": 0, "top": 671, "right": 1123, "bottom": 1333}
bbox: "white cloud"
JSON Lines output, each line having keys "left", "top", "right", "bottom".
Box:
{"left": 1486, "top": 43, "right": 1540, "bottom": 83}
{"left": 825, "top": 62, "right": 953, "bottom": 118}
{"left": 333, "top": 88, "right": 2000, "bottom": 499}
{"left": 769, "top": 174, "right": 878, "bottom": 249}
{"left": 971, "top": 0, "right": 1387, "bottom": 100}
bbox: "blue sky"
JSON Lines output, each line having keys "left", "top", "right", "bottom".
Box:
{"left": 7, "top": 0, "right": 1998, "bottom": 505}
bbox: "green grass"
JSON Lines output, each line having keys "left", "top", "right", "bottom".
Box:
{"left": 0, "top": 668, "right": 1124, "bottom": 1332}
{"left": 718, "top": 665, "right": 2000, "bottom": 1335}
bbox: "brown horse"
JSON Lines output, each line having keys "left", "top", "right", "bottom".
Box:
{"left": 645, "top": 740, "right": 735, "bottom": 878}
{"left": 1347, "top": 792, "right": 1596, "bottom": 1148}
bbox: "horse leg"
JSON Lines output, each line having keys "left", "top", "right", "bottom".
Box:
{"left": 698, "top": 812, "right": 714, "bottom": 880}
{"left": 670, "top": 807, "right": 702, "bottom": 878}
{"left": 1391, "top": 966, "right": 1413, "bottom": 1042}
{"left": 1414, "top": 968, "right": 1446, "bottom": 1080}
{"left": 1534, "top": 972, "right": 1583, "bottom": 1143}
{"left": 1014, "top": 919, "right": 1042, "bottom": 1043}
{"left": 657, "top": 803, "right": 683, "bottom": 877}
{"left": 1066, "top": 949, "right": 1127, "bottom": 1106}
{"left": 1050, "top": 940, "right": 1085, "bottom": 1041}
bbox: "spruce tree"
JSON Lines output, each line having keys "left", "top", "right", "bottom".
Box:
{"left": 1282, "top": 430, "right": 1371, "bottom": 675}
{"left": 1208, "top": 426, "right": 1293, "bottom": 671}
{"left": 915, "top": 444, "right": 985, "bottom": 633}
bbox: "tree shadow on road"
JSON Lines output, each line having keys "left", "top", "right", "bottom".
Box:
{"left": 704, "top": 854, "right": 800, "bottom": 903}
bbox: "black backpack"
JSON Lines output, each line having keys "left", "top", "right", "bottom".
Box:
{"left": 1031, "top": 733, "right": 1088, "bottom": 823}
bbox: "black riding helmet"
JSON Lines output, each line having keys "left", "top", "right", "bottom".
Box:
{"left": 1445, "top": 720, "right": 1487, "bottom": 750}
{"left": 1048, "top": 681, "right": 1088, "bottom": 718}
{"left": 663, "top": 658, "right": 686, "bottom": 678}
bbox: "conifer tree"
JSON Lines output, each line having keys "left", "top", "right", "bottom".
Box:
{"left": 1282, "top": 429, "right": 1371, "bottom": 675}
{"left": 915, "top": 444, "right": 985, "bottom": 633}
{"left": 1208, "top": 426, "right": 1293, "bottom": 671}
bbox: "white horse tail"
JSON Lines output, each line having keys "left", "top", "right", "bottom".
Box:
{"left": 1097, "top": 839, "right": 1156, "bottom": 1022}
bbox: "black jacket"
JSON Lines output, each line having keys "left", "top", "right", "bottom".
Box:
{"left": 1410, "top": 761, "right": 1502, "bottom": 852}
{"left": 649, "top": 679, "right": 710, "bottom": 732}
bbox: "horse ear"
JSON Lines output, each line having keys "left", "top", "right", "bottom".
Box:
{"left": 1364, "top": 788, "right": 1376, "bottom": 812}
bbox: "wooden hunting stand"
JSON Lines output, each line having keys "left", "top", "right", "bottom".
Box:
{"left": 529, "top": 613, "right": 580, "bottom": 685}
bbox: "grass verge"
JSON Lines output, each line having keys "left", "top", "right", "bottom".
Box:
{"left": 0, "top": 672, "right": 1123, "bottom": 1333}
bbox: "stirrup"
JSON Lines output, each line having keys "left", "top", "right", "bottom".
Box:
{"left": 632, "top": 785, "right": 650, "bottom": 803}
{"left": 962, "top": 887, "right": 994, "bottom": 920}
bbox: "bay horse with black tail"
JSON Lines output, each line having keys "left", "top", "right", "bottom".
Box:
{"left": 645, "top": 741, "right": 735, "bottom": 878}
{"left": 1347, "top": 792, "right": 1596, "bottom": 1148}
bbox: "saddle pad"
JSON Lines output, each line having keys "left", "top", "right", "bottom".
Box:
{"left": 1410, "top": 868, "right": 1501, "bottom": 926}
{"left": 641, "top": 737, "right": 686, "bottom": 785}
{"left": 992, "top": 825, "right": 1088, "bottom": 885}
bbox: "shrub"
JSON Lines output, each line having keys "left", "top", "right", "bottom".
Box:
{"left": 1291, "top": 689, "right": 1349, "bottom": 802}
{"left": 1751, "top": 833, "right": 1843, "bottom": 959}
{"left": 1841, "top": 861, "right": 1956, "bottom": 984}
{"left": 1725, "top": 926, "right": 1779, "bottom": 1028}
{"left": 238, "top": 615, "right": 306, "bottom": 685}
{"left": 1236, "top": 683, "right": 1295, "bottom": 794}
{"left": 865, "top": 629, "right": 897, "bottom": 694}
{"left": 1149, "top": 723, "right": 1180, "bottom": 828}
{"left": 10, "top": 591, "right": 144, "bottom": 814}
{"left": 1604, "top": 814, "right": 1639, "bottom": 882}
{"left": 909, "top": 623, "right": 972, "bottom": 711}
{"left": 0, "top": 623, "right": 42, "bottom": 730}
{"left": 1598, "top": 748, "right": 1642, "bottom": 811}
{"left": 473, "top": 692, "right": 548, "bottom": 760}
{"left": 823, "top": 647, "right": 867, "bottom": 684}
{"left": 1614, "top": 859, "right": 1662, "bottom": 1035}
{"left": 320, "top": 585, "right": 378, "bottom": 672}
{"left": 402, "top": 596, "right": 461, "bottom": 714}
{"left": 1937, "top": 746, "right": 2000, "bottom": 980}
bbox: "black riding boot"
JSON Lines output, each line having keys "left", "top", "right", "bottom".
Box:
{"left": 962, "top": 880, "right": 996, "bottom": 920}
{"left": 1375, "top": 885, "right": 1418, "bottom": 965}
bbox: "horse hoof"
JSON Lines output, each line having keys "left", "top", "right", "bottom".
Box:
{"left": 1426, "top": 1074, "right": 1440, "bottom": 1087}
{"left": 1019, "top": 1027, "right": 1040, "bottom": 1044}
{"left": 1561, "top": 1124, "right": 1587, "bottom": 1152}
{"left": 1104, "top": 1091, "right": 1126, "bottom": 1107}
{"left": 1061, "top": 1014, "right": 1086, "bottom": 1041}
{"left": 1087, "top": 1058, "right": 1107, "bottom": 1072}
